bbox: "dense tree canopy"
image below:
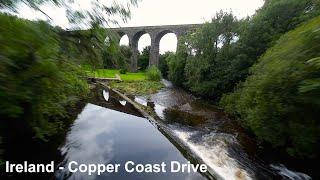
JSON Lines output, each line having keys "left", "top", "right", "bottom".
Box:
{"left": 138, "top": 46, "right": 150, "bottom": 70}
{"left": 0, "top": 14, "right": 89, "bottom": 139}
{"left": 183, "top": 11, "right": 240, "bottom": 98}
{"left": 166, "top": 0, "right": 320, "bottom": 100}
{"left": 233, "top": 0, "right": 320, "bottom": 83}
{"left": 0, "top": 0, "right": 138, "bottom": 166}
{"left": 0, "top": 0, "right": 137, "bottom": 28}
{"left": 102, "top": 45, "right": 132, "bottom": 69}
{"left": 165, "top": 0, "right": 320, "bottom": 158}
{"left": 166, "top": 43, "right": 188, "bottom": 86}
{"left": 158, "top": 52, "right": 173, "bottom": 78}
{"left": 221, "top": 16, "right": 320, "bottom": 157}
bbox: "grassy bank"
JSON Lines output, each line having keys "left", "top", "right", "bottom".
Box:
{"left": 87, "top": 69, "right": 164, "bottom": 95}
{"left": 87, "top": 69, "right": 146, "bottom": 81}
{"left": 109, "top": 81, "right": 164, "bottom": 95}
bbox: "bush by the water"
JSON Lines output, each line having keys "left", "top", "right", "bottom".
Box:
{"left": 159, "top": 52, "right": 173, "bottom": 78}
{"left": 0, "top": 14, "right": 89, "bottom": 140}
{"left": 166, "top": 50, "right": 187, "bottom": 86}
{"left": 146, "top": 66, "right": 162, "bottom": 81}
{"left": 220, "top": 16, "right": 320, "bottom": 157}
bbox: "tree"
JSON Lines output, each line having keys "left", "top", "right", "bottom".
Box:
{"left": 167, "top": 43, "right": 188, "bottom": 86}
{"left": 0, "top": 14, "right": 89, "bottom": 140}
{"left": 159, "top": 52, "right": 173, "bottom": 78}
{"left": 167, "top": 11, "right": 240, "bottom": 98}
{"left": 0, "top": 0, "right": 138, "bottom": 29}
{"left": 0, "top": 0, "right": 139, "bottom": 169}
{"left": 220, "top": 16, "right": 320, "bottom": 157}
{"left": 138, "top": 46, "right": 150, "bottom": 70}
{"left": 0, "top": 0, "right": 139, "bottom": 69}
{"left": 233, "top": 0, "right": 320, "bottom": 85}
{"left": 167, "top": 0, "right": 320, "bottom": 100}
{"left": 118, "top": 45, "right": 133, "bottom": 69}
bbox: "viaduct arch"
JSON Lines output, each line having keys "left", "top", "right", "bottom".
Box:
{"left": 109, "top": 24, "right": 201, "bottom": 71}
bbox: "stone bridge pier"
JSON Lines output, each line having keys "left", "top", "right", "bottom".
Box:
{"left": 109, "top": 24, "right": 201, "bottom": 72}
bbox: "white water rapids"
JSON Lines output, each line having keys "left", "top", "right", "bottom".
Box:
{"left": 171, "top": 127, "right": 253, "bottom": 180}
{"left": 133, "top": 79, "right": 312, "bottom": 180}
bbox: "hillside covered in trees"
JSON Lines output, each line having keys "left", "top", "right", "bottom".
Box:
{"left": 221, "top": 16, "right": 320, "bottom": 157}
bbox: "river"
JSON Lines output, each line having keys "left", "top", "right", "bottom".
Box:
{"left": 2, "top": 80, "right": 313, "bottom": 180}
{"left": 131, "top": 79, "right": 313, "bottom": 180}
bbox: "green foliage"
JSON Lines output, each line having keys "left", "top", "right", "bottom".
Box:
{"left": 118, "top": 46, "right": 133, "bottom": 68}
{"left": 87, "top": 69, "right": 146, "bottom": 81}
{"left": 233, "top": 0, "right": 320, "bottom": 84}
{"left": 167, "top": 0, "right": 320, "bottom": 100}
{"left": 87, "top": 69, "right": 119, "bottom": 78}
{"left": 101, "top": 44, "right": 132, "bottom": 70}
{"left": 0, "top": 0, "right": 138, "bottom": 166}
{"left": 0, "top": 0, "right": 137, "bottom": 29}
{"left": 119, "top": 71, "right": 146, "bottom": 82}
{"left": 59, "top": 27, "right": 109, "bottom": 69}
{"left": 138, "top": 46, "right": 150, "bottom": 70}
{"left": 110, "top": 81, "right": 164, "bottom": 95}
{"left": 159, "top": 52, "right": 173, "bottom": 78}
{"left": 146, "top": 66, "right": 162, "bottom": 81}
{"left": 0, "top": 13, "right": 89, "bottom": 140}
{"left": 166, "top": 47, "right": 187, "bottom": 86}
{"left": 182, "top": 11, "right": 240, "bottom": 98}
{"left": 220, "top": 16, "right": 320, "bottom": 157}
{"left": 164, "top": 0, "right": 320, "bottom": 158}
{"left": 119, "top": 68, "right": 127, "bottom": 74}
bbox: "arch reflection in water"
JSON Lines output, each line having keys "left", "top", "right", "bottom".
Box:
{"left": 55, "top": 103, "right": 206, "bottom": 180}
{"left": 103, "top": 90, "right": 109, "bottom": 101}
{"left": 119, "top": 100, "right": 127, "bottom": 106}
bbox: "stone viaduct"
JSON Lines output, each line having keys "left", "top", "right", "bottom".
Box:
{"left": 109, "top": 24, "right": 202, "bottom": 71}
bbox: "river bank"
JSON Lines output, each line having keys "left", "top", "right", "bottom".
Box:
{"left": 87, "top": 69, "right": 165, "bottom": 95}
{"left": 108, "top": 79, "right": 315, "bottom": 180}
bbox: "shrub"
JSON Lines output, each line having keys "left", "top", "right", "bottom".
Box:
{"left": 119, "top": 68, "right": 127, "bottom": 74}
{"left": 146, "top": 65, "right": 162, "bottom": 81}
{"left": 158, "top": 52, "right": 172, "bottom": 78}
{"left": 167, "top": 52, "right": 187, "bottom": 86}
{"left": 0, "top": 14, "right": 89, "bottom": 140}
{"left": 220, "top": 16, "right": 320, "bottom": 157}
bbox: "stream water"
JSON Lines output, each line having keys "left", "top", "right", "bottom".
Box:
{"left": 131, "top": 79, "right": 313, "bottom": 180}
{"left": 2, "top": 80, "right": 314, "bottom": 180}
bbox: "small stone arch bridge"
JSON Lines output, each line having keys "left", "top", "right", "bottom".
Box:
{"left": 109, "top": 24, "right": 202, "bottom": 71}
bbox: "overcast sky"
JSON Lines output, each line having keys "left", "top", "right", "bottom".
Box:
{"left": 17, "top": 0, "right": 264, "bottom": 53}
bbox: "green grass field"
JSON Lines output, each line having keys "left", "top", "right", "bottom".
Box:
{"left": 87, "top": 69, "right": 146, "bottom": 81}
{"left": 86, "top": 69, "right": 164, "bottom": 95}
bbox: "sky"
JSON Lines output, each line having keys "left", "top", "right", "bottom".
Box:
{"left": 17, "top": 0, "right": 264, "bottom": 53}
